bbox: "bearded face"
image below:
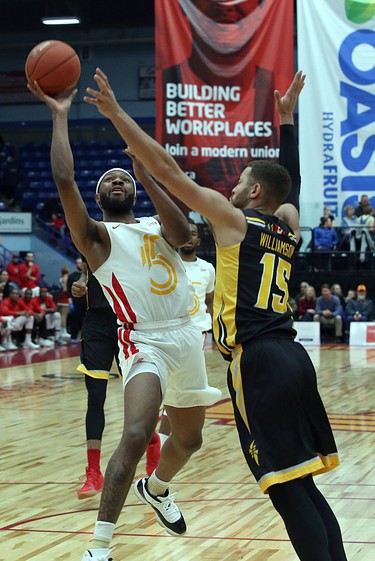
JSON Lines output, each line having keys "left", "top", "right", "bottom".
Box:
{"left": 96, "top": 170, "right": 136, "bottom": 215}
{"left": 99, "top": 190, "right": 135, "bottom": 214}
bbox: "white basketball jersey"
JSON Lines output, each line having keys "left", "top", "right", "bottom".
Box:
{"left": 94, "top": 218, "right": 194, "bottom": 324}
{"left": 183, "top": 257, "right": 215, "bottom": 332}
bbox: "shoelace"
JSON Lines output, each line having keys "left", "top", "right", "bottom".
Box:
{"left": 160, "top": 492, "right": 179, "bottom": 515}
{"left": 79, "top": 469, "right": 100, "bottom": 485}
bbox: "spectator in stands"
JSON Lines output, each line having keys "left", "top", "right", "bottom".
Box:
{"left": 345, "top": 284, "right": 374, "bottom": 324}
{"left": 344, "top": 288, "right": 356, "bottom": 304}
{"left": 297, "top": 285, "right": 316, "bottom": 321}
{"left": 314, "top": 217, "right": 339, "bottom": 250}
{"left": 354, "top": 194, "right": 370, "bottom": 217}
{"left": 294, "top": 280, "right": 309, "bottom": 304}
{"left": 314, "top": 284, "right": 343, "bottom": 343}
{"left": 357, "top": 205, "right": 375, "bottom": 234}
{"left": 33, "top": 287, "right": 66, "bottom": 345}
{"left": 0, "top": 270, "right": 17, "bottom": 299}
{"left": 19, "top": 252, "right": 40, "bottom": 295}
{"left": 330, "top": 283, "right": 346, "bottom": 308}
{"left": 57, "top": 266, "right": 71, "bottom": 341}
{"left": 320, "top": 205, "right": 336, "bottom": 227}
{"left": 0, "top": 287, "right": 39, "bottom": 349}
{"left": 6, "top": 253, "right": 21, "bottom": 286}
{"left": 313, "top": 217, "right": 339, "bottom": 270}
{"left": 52, "top": 212, "right": 66, "bottom": 236}
{"left": 19, "top": 288, "right": 54, "bottom": 347}
{"left": 350, "top": 205, "right": 375, "bottom": 264}
{"left": 67, "top": 257, "right": 86, "bottom": 343}
{"left": 341, "top": 205, "right": 358, "bottom": 248}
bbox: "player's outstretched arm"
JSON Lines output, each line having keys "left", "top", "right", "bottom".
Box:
{"left": 27, "top": 82, "right": 109, "bottom": 270}
{"left": 84, "top": 68, "right": 244, "bottom": 241}
{"left": 126, "top": 150, "right": 190, "bottom": 247}
{"left": 274, "top": 71, "right": 305, "bottom": 241}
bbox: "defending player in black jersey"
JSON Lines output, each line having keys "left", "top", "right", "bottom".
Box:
{"left": 83, "top": 69, "right": 348, "bottom": 561}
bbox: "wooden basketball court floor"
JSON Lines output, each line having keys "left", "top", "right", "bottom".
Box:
{"left": 1, "top": 340, "right": 374, "bottom": 561}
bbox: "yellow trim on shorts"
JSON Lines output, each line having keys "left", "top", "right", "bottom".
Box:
{"left": 76, "top": 363, "right": 110, "bottom": 380}
{"left": 259, "top": 453, "right": 341, "bottom": 494}
{"left": 229, "top": 345, "right": 250, "bottom": 432}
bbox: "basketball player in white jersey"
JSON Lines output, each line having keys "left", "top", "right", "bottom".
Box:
{"left": 28, "top": 83, "right": 221, "bottom": 561}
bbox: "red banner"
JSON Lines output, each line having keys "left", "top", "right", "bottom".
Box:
{"left": 155, "top": 0, "right": 294, "bottom": 197}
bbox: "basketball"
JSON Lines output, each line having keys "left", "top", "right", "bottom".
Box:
{"left": 25, "top": 40, "right": 81, "bottom": 96}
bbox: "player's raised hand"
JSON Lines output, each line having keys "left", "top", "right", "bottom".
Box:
{"left": 27, "top": 81, "right": 77, "bottom": 114}
{"left": 84, "top": 67, "right": 121, "bottom": 119}
{"left": 274, "top": 70, "right": 306, "bottom": 122}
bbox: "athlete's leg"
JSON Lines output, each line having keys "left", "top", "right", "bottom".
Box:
{"left": 154, "top": 404, "right": 205, "bottom": 483}
{"left": 268, "top": 478, "right": 346, "bottom": 561}
{"left": 303, "top": 475, "right": 348, "bottom": 561}
{"left": 97, "top": 371, "right": 162, "bottom": 523}
{"left": 86, "top": 375, "right": 108, "bottom": 443}
{"left": 77, "top": 376, "right": 107, "bottom": 499}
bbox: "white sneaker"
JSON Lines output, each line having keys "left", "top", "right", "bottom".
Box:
{"left": 0, "top": 345, "right": 6, "bottom": 352}
{"left": 23, "top": 341, "right": 40, "bottom": 349}
{"left": 133, "top": 476, "right": 186, "bottom": 536}
{"left": 81, "top": 549, "right": 113, "bottom": 561}
{"left": 39, "top": 338, "right": 55, "bottom": 347}
{"left": 5, "top": 341, "right": 18, "bottom": 350}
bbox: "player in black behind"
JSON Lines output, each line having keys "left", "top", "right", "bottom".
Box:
{"left": 83, "top": 69, "right": 348, "bottom": 561}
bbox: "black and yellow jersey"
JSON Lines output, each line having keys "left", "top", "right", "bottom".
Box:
{"left": 213, "top": 209, "right": 297, "bottom": 359}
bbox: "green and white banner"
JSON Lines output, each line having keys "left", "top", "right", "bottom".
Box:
{"left": 297, "top": 0, "right": 375, "bottom": 228}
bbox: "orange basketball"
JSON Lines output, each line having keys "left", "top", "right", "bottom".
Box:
{"left": 25, "top": 40, "right": 81, "bottom": 96}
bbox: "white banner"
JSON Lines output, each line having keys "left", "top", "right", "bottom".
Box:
{"left": 297, "top": 0, "right": 375, "bottom": 228}
{"left": 0, "top": 212, "right": 32, "bottom": 233}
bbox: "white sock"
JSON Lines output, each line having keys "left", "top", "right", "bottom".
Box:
{"left": 147, "top": 471, "right": 170, "bottom": 496}
{"left": 25, "top": 333, "right": 32, "bottom": 343}
{"left": 92, "top": 521, "right": 115, "bottom": 549}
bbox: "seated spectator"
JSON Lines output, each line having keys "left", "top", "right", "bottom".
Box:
{"left": 351, "top": 205, "right": 375, "bottom": 263}
{"left": 340, "top": 205, "right": 358, "bottom": 248}
{"left": 6, "top": 253, "right": 22, "bottom": 286}
{"left": 344, "top": 288, "right": 356, "bottom": 304}
{"left": 313, "top": 284, "right": 343, "bottom": 343}
{"left": 32, "top": 287, "right": 66, "bottom": 345}
{"left": 52, "top": 213, "right": 66, "bottom": 236}
{"left": 345, "top": 284, "right": 374, "bottom": 324}
{"left": 313, "top": 218, "right": 339, "bottom": 270}
{"left": 295, "top": 280, "right": 309, "bottom": 304}
{"left": 19, "top": 252, "right": 40, "bottom": 295}
{"left": 19, "top": 288, "right": 54, "bottom": 347}
{"left": 320, "top": 205, "right": 336, "bottom": 227}
{"left": 297, "top": 285, "right": 316, "bottom": 321}
{"left": 0, "top": 287, "right": 39, "bottom": 349}
{"left": 314, "top": 217, "right": 339, "bottom": 251}
{"left": 354, "top": 194, "right": 370, "bottom": 217}
{"left": 357, "top": 205, "right": 375, "bottom": 233}
{"left": 330, "top": 283, "right": 346, "bottom": 308}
